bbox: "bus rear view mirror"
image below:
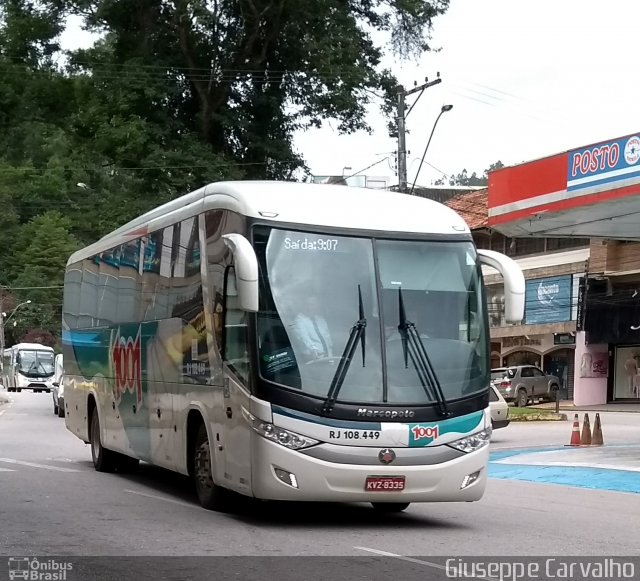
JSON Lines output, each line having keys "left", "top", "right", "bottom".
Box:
{"left": 477, "top": 249, "right": 525, "bottom": 324}
{"left": 223, "top": 233, "right": 259, "bottom": 312}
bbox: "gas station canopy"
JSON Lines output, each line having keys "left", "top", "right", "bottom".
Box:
{"left": 488, "top": 131, "right": 640, "bottom": 240}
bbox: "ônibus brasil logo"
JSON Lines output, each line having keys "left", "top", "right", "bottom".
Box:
{"left": 8, "top": 557, "right": 73, "bottom": 580}
{"left": 111, "top": 327, "right": 142, "bottom": 404}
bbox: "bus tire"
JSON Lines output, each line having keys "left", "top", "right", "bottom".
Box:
{"left": 193, "top": 423, "right": 226, "bottom": 511}
{"left": 90, "top": 410, "right": 117, "bottom": 472}
{"left": 115, "top": 455, "right": 139, "bottom": 473}
{"left": 371, "top": 502, "right": 410, "bottom": 513}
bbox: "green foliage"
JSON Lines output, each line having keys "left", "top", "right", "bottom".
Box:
{"left": 0, "top": 0, "right": 450, "bottom": 341}
{"left": 11, "top": 211, "right": 79, "bottom": 281}
{"left": 434, "top": 160, "right": 505, "bottom": 187}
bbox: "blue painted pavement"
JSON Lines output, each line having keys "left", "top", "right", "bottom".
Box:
{"left": 489, "top": 445, "right": 640, "bottom": 494}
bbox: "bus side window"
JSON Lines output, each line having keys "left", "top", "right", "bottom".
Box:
{"left": 223, "top": 266, "right": 249, "bottom": 383}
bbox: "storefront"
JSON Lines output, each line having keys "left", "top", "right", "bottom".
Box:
{"left": 613, "top": 346, "right": 640, "bottom": 399}
{"left": 582, "top": 277, "right": 640, "bottom": 402}
{"left": 488, "top": 274, "right": 577, "bottom": 398}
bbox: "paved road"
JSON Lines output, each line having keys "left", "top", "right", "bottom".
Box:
{"left": 1, "top": 392, "right": 640, "bottom": 579}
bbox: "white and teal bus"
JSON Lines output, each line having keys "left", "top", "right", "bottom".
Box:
{"left": 2, "top": 343, "right": 56, "bottom": 393}
{"left": 62, "top": 181, "right": 524, "bottom": 512}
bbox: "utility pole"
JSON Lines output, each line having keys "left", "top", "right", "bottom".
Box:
{"left": 396, "top": 74, "right": 442, "bottom": 192}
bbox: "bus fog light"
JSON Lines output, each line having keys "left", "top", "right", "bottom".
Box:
{"left": 460, "top": 470, "right": 481, "bottom": 490}
{"left": 274, "top": 467, "right": 299, "bottom": 488}
{"left": 447, "top": 428, "right": 491, "bottom": 454}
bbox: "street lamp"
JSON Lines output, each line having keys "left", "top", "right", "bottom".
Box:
{"left": 341, "top": 166, "right": 352, "bottom": 185}
{"left": 409, "top": 104, "right": 453, "bottom": 196}
{"left": 0, "top": 300, "right": 32, "bottom": 363}
{"left": 3, "top": 300, "right": 32, "bottom": 325}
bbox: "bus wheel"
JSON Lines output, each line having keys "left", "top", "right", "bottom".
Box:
{"left": 371, "top": 502, "right": 410, "bottom": 513}
{"left": 90, "top": 411, "right": 117, "bottom": 472}
{"left": 114, "top": 455, "right": 139, "bottom": 473}
{"left": 194, "top": 423, "right": 226, "bottom": 510}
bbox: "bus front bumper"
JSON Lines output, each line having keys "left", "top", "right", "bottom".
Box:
{"left": 15, "top": 375, "right": 55, "bottom": 391}
{"left": 250, "top": 436, "right": 489, "bottom": 503}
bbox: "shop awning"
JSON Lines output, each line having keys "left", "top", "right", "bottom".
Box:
{"left": 488, "top": 132, "right": 640, "bottom": 240}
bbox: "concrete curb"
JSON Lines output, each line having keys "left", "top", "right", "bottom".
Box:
{"left": 510, "top": 413, "right": 568, "bottom": 422}
{"left": 533, "top": 405, "right": 640, "bottom": 414}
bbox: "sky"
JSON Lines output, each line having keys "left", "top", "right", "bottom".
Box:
{"left": 60, "top": 1, "right": 640, "bottom": 188}
{"left": 295, "top": 0, "right": 640, "bottom": 187}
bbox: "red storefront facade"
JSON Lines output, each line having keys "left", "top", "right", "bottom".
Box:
{"left": 487, "top": 131, "right": 640, "bottom": 404}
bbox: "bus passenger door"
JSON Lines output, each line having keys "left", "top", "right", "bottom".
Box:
{"left": 218, "top": 267, "right": 252, "bottom": 496}
{"left": 145, "top": 320, "right": 179, "bottom": 469}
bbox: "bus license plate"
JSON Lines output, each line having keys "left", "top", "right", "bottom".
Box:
{"left": 365, "top": 476, "right": 405, "bottom": 491}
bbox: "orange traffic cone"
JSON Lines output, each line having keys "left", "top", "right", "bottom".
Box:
{"left": 566, "top": 413, "right": 581, "bottom": 446}
{"left": 580, "top": 413, "right": 592, "bottom": 446}
{"left": 591, "top": 413, "right": 604, "bottom": 446}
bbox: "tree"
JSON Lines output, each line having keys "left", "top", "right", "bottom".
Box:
{"left": 19, "top": 328, "right": 57, "bottom": 348}
{"left": 0, "top": 0, "right": 452, "bottom": 341}
{"left": 7, "top": 213, "right": 79, "bottom": 337}
{"left": 53, "top": 0, "right": 448, "bottom": 179}
{"left": 434, "top": 160, "right": 505, "bottom": 186}
{"left": 11, "top": 211, "right": 79, "bottom": 281}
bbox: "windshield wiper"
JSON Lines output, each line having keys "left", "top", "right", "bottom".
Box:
{"left": 322, "top": 285, "right": 367, "bottom": 415}
{"left": 397, "top": 287, "right": 450, "bottom": 417}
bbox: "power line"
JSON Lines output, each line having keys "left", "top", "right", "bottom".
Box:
{"left": 0, "top": 159, "right": 301, "bottom": 175}
{"left": 341, "top": 157, "right": 390, "bottom": 182}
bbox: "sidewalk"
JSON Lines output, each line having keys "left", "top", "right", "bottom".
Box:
{"left": 531, "top": 400, "right": 640, "bottom": 413}
{"left": 490, "top": 445, "right": 640, "bottom": 494}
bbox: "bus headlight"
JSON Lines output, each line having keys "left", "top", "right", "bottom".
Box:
{"left": 244, "top": 410, "right": 319, "bottom": 450}
{"left": 447, "top": 428, "right": 491, "bottom": 454}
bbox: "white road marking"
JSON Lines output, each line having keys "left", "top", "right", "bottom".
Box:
{"left": 355, "top": 547, "right": 492, "bottom": 581}
{"left": 0, "top": 468, "right": 16, "bottom": 472}
{"left": 124, "top": 489, "right": 197, "bottom": 509}
{"left": 355, "top": 546, "right": 447, "bottom": 569}
{"left": 0, "top": 458, "right": 81, "bottom": 472}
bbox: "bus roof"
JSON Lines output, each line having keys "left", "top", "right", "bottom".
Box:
{"left": 9, "top": 343, "right": 54, "bottom": 351}
{"left": 68, "top": 181, "right": 471, "bottom": 265}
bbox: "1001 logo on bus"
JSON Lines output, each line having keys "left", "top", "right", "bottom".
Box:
{"left": 411, "top": 424, "right": 439, "bottom": 441}
{"left": 111, "top": 328, "right": 142, "bottom": 404}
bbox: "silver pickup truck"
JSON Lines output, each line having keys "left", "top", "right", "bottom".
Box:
{"left": 491, "top": 365, "right": 560, "bottom": 407}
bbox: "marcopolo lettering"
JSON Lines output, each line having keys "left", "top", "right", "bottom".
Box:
{"left": 357, "top": 408, "right": 415, "bottom": 419}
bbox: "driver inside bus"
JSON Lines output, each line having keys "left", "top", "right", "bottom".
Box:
{"left": 290, "top": 294, "right": 334, "bottom": 361}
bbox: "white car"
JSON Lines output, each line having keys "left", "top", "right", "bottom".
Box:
{"left": 489, "top": 383, "right": 510, "bottom": 429}
{"left": 52, "top": 375, "right": 65, "bottom": 418}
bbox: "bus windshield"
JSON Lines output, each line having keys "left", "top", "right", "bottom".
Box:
{"left": 16, "top": 350, "right": 55, "bottom": 378}
{"left": 254, "top": 226, "right": 489, "bottom": 406}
